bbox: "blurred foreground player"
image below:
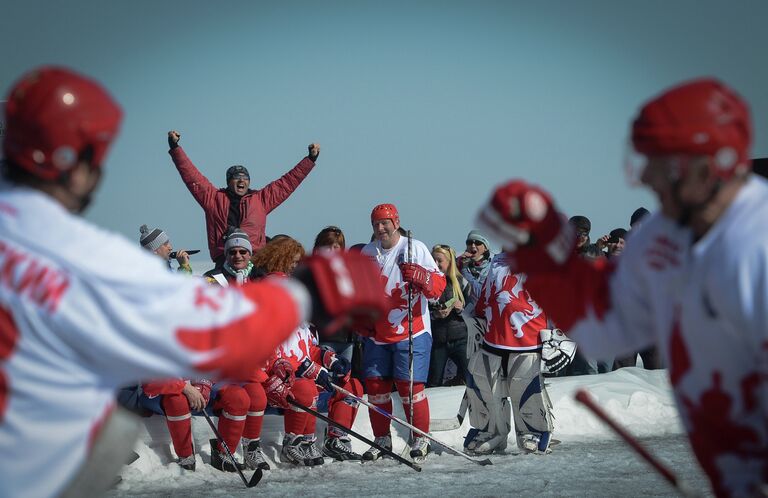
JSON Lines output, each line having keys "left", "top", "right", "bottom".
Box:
{"left": 0, "top": 67, "right": 386, "bottom": 498}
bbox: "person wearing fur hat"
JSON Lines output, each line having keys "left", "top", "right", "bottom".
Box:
{"left": 139, "top": 224, "right": 192, "bottom": 274}
{"left": 167, "top": 130, "right": 320, "bottom": 267}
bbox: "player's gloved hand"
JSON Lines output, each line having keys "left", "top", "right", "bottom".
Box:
{"left": 265, "top": 359, "right": 295, "bottom": 408}
{"left": 292, "top": 251, "right": 388, "bottom": 336}
{"left": 399, "top": 262, "right": 434, "bottom": 295}
{"left": 297, "top": 357, "right": 334, "bottom": 392}
{"left": 168, "top": 130, "right": 180, "bottom": 150}
{"left": 320, "top": 346, "right": 351, "bottom": 383}
{"left": 476, "top": 179, "right": 575, "bottom": 273}
{"left": 540, "top": 328, "right": 577, "bottom": 374}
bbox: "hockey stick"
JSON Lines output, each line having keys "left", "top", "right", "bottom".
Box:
{"left": 406, "top": 230, "right": 414, "bottom": 442}
{"left": 574, "top": 390, "right": 697, "bottom": 497}
{"left": 201, "top": 410, "right": 263, "bottom": 488}
{"left": 286, "top": 398, "right": 421, "bottom": 472}
{"left": 333, "top": 384, "right": 492, "bottom": 466}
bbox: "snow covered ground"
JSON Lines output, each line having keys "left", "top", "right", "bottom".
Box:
{"left": 109, "top": 368, "right": 712, "bottom": 497}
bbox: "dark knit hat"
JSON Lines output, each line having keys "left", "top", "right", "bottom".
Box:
{"left": 568, "top": 215, "right": 591, "bottom": 234}
{"left": 608, "top": 228, "right": 627, "bottom": 243}
{"left": 224, "top": 229, "right": 252, "bottom": 254}
{"left": 139, "top": 224, "right": 169, "bottom": 251}
{"left": 630, "top": 207, "right": 650, "bottom": 227}
{"left": 226, "top": 165, "right": 249, "bottom": 182}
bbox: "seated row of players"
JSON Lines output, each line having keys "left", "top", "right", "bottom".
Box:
{"left": 134, "top": 229, "right": 364, "bottom": 470}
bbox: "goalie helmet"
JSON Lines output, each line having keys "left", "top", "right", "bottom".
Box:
{"left": 3, "top": 66, "right": 122, "bottom": 181}
{"left": 631, "top": 78, "right": 752, "bottom": 180}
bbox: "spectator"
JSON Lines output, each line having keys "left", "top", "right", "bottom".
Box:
{"left": 139, "top": 224, "right": 192, "bottom": 274}
{"left": 251, "top": 236, "right": 306, "bottom": 276}
{"left": 313, "top": 226, "right": 356, "bottom": 363}
{"left": 569, "top": 215, "right": 602, "bottom": 259}
{"left": 629, "top": 207, "right": 650, "bottom": 230}
{"left": 167, "top": 130, "right": 319, "bottom": 266}
{"left": 203, "top": 229, "right": 258, "bottom": 285}
{"left": 457, "top": 229, "right": 494, "bottom": 312}
{"left": 564, "top": 215, "right": 606, "bottom": 375}
{"left": 604, "top": 228, "right": 627, "bottom": 259}
{"left": 427, "top": 244, "right": 470, "bottom": 387}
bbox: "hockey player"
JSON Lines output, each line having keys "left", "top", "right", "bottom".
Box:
{"left": 139, "top": 379, "right": 250, "bottom": 472}
{"left": 464, "top": 254, "right": 555, "bottom": 455}
{"left": 270, "top": 322, "right": 364, "bottom": 465}
{"left": 361, "top": 204, "right": 447, "bottom": 460}
{"left": 476, "top": 79, "right": 767, "bottom": 497}
{"left": 0, "top": 66, "right": 387, "bottom": 498}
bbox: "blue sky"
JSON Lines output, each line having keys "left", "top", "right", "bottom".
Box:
{"left": 3, "top": 1, "right": 767, "bottom": 264}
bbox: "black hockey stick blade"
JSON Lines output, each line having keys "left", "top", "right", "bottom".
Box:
{"left": 247, "top": 469, "right": 263, "bottom": 487}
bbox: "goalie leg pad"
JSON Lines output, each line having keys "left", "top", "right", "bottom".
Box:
{"left": 465, "top": 349, "right": 510, "bottom": 451}
{"left": 505, "top": 352, "right": 554, "bottom": 452}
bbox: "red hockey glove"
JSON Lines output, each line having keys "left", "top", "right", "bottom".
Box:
{"left": 293, "top": 251, "right": 388, "bottom": 336}
{"left": 476, "top": 179, "right": 576, "bottom": 273}
{"left": 399, "top": 262, "right": 433, "bottom": 294}
{"left": 297, "top": 357, "right": 334, "bottom": 392}
{"left": 265, "top": 358, "right": 295, "bottom": 408}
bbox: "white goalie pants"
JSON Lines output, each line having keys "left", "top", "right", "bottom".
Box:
{"left": 466, "top": 347, "right": 553, "bottom": 452}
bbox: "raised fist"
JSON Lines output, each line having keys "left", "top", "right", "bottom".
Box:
{"left": 168, "top": 130, "right": 181, "bottom": 149}
{"left": 292, "top": 251, "right": 388, "bottom": 335}
{"left": 307, "top": 143, "right": 320, "bottom": 162}
{"left": 476, "top": 179, "right": 575, "bottom": 270}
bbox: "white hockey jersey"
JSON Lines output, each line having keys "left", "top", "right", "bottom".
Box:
{"left": 0, "top": 186, "right": 307, "bottom": 498}
{"left": 569, "top": 176, "right": 768, "bottom": 497}
{"left": 362, "top": 235, "right": 444, "bottom": 345}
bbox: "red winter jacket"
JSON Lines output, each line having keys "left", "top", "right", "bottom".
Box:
{"left": 170, "top": 146, "right": 316, "bottom": 261}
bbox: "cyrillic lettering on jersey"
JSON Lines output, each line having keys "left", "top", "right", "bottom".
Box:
{"left": 0, "top": 241, "right": 70, "bottom": 314}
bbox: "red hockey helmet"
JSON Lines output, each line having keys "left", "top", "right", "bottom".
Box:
{"left": 630, "top": 78, "right": 751, "bottom": 181}
{"left": 371, "top": 203, "right": 400, "bottom": 227}
{"left": 2, "top": 66, "right": 122, "bottom": 181}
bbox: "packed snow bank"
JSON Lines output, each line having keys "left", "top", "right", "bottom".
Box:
{"left": 111, "top": 368, "right": 703, "bottom": 497}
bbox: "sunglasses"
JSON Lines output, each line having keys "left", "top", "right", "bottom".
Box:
{"left": 228, "top": 249, "right": 250, "bottom": 256}
{"left": 466, "top": 240, "right": 484, "bottom": 246}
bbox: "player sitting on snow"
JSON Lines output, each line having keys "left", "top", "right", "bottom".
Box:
{"left": 249, "top": 238, "right": 366, "bottom": 465}
{"left": 139, "top": 379, "right": 251, "bottom": 472}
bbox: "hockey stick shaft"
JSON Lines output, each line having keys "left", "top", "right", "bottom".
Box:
{"left": 406, "top": 230, "right": 414, "bottom": 441}
{"left": 286, "top": 398, "right": 421, "bottom": 472}
{"left": 201, "top": 410, "right": 262, "bottom": 488}
{"left": 333, "top": 385, "right": 492, "bottom": 466}
{"left": 574, "top": 389, "right": 697, "bottom": 497}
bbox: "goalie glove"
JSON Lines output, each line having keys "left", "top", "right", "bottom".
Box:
{"left": 540, "top": 328, "right": 576, "bottom": 374}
